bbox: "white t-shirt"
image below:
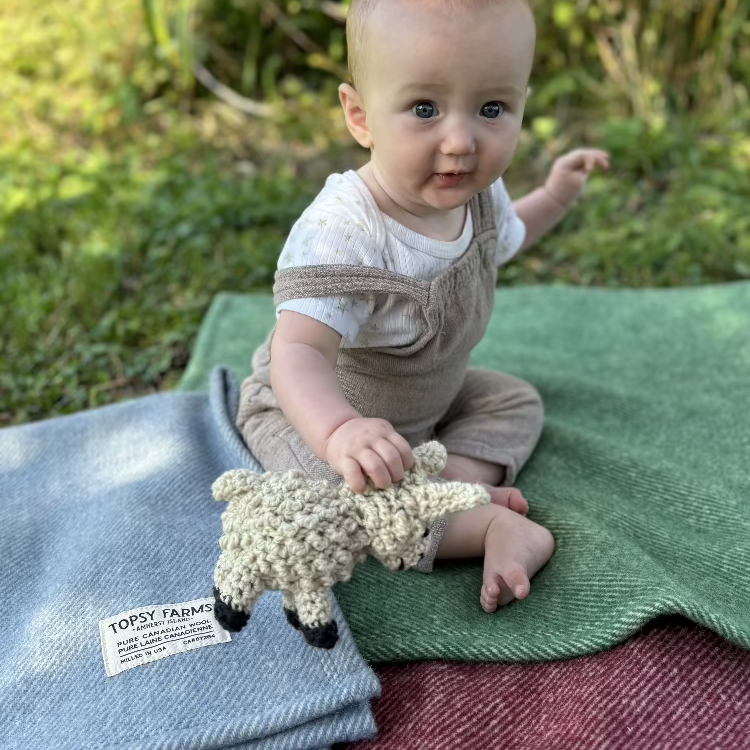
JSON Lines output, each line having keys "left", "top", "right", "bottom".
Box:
{"left": 276, "top": 170, "right": 525, "bottom": 348}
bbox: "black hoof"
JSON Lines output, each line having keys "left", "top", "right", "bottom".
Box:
{"left": 300, "top": 619, "right": 339, "bottom": 650}
{"left": 213, "top": 587, "right": 250, "bottom": 632}
{"left": 284, "top": 607, "right": 301, "bottom": 630}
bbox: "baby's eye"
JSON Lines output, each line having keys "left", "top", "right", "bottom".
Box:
{"left": 412, "top": 102, "right": 437, "bottom": 119}
{"left": 481, "top": 102, "right": 505, "bottom": 119}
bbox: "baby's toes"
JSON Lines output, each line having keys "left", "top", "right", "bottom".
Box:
{"left": 501, "top": 563, "right": 531, "bottom": 603}
{"left": 483, "top": 561, "right": 531, "bottom": 610}
{"left": 482, "top": 573, "right": 530, "bottom": 610}
{"left": 486, "top": 486, "right": 529, "bottom": 515}
{"left": 507, "top": 488, "right": 529, "bottom": 515}
{"left": 481, "top": 575, "right": 505, "bottom": 613}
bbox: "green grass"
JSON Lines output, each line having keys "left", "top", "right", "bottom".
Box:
{"left": 504, "top": 119, "right": 750, "bottom": 286}
{"left": 0, "top": 148, "right": 315, "bottom": 423}
{"left": 2, "top": 0, "right": 749, "bottom": 426}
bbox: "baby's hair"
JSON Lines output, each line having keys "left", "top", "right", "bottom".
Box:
{"left": 345, "top": 0, "right": 533, "bottom": 94}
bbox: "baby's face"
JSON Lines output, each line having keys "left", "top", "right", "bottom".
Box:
{"left": 357, "top": 0, "right": 535, "bottom": 216}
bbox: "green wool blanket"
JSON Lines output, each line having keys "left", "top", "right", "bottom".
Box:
{"left": 179, "top": 284, "right": 750, "bottom": 663}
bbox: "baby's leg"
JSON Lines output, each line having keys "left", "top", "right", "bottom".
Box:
{"left": 435, "top": 368, "right": 544, "bottom": 515}
{"left": 441, "top": 452, "right": 529, "bottom": 515}
{"left": 435, "top": 503, "right": 555, "bottom": 612}
{"left": 435, "top": 369, "right": 544, "bottom": 511}
{"left": 240, "top": 405, "right": 343, "bottom": 485}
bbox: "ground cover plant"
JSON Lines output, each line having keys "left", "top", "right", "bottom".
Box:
{"left": 1, "top": 0, "right": 749, "bottom": 425}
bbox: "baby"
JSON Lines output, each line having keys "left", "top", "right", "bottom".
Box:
{"left": 236, "top": 0, "right": 608, "bottom": 613}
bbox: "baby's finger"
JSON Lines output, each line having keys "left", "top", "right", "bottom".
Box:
{"left": 373, "top": 438, "right": 407, "bottom": 483}
{"left": 560, "top": 147, "right": 585, "bottom": 164}
{"left": 592, "top": 151, "right": 610, "bottom": 169}
{"left": 587, "top": 149, "right": 609, "bottom": 166}
{"left": 585, "top": 153, "right": 599, "bottom": 171}
{"left": 389, "top": 432, "right": 415, "bottom": 471}
{"left": 358, "top": 448, "right": 393, "bottom": 490}
{"left": 341, "top": 457, "right": 367, "bottom": 493}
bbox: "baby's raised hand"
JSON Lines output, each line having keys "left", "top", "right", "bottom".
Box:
{"left": 325, "top": 417, "right": 414, "bottom": 493}
{"left": 544, "top": 148, "right": 610, "bottom": 207}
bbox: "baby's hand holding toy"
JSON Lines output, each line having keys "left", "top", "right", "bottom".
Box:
{"left": 211, "top": 441, "right": 490, "bottom": 649}
{"left": 544, "top": 148, "right": 610, "bottom": 207}
{"left": 325, "top": 416, "right": 414, "bottom": 493}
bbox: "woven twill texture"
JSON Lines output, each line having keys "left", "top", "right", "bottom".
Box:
{"left": 0, "top": 369, "right": 379, "bottom": 750}
{"left": 214, "top": 442, "right": 489, "bottom": 628}
{"left": 179, "top": 284, "right": 750, "bottom": 662}
{"left": 346, "top": 617, "right": 750, "bottom": 750}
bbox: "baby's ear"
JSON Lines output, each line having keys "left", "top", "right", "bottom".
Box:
{"left": 338, "top": 83, "right": 373, "bottom": 149}
{"left": 211, "top": 469, "right": 265, "bottom": 503}
{"left": 411, "top": 441, "right": 448, "bottom": 477}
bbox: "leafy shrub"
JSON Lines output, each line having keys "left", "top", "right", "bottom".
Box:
{"left": 146, "top": 0, "right": 750, "bottom": 131}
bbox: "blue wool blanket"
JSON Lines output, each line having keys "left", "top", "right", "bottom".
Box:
{"left": 0, "top": 368, "right": 379, "bottom": 750}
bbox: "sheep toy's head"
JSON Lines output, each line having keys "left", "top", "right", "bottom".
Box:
{"left": 355, "top": 441, "right": 491, "bottom": 571}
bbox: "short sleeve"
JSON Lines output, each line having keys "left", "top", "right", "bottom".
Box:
{"left": 490, "top": 178, "right": 526, "bottom": 266}
{"left": 275, "top": 207, "right": 384, "bottom": 344}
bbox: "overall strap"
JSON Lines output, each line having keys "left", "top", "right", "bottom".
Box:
{"left": 273, "top": 264, "right": 430, "bottom": 307}
{"left": 469, "top": 187, "right": 496, "bottom": 238}
{"left": 273, "top": 188, "right": 493, "bottom": 307}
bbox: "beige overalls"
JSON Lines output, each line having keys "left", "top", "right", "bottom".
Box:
{"left": 236, "top": 187, "right": 544, "bottom": 571}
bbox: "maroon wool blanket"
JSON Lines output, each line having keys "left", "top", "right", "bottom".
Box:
{"left": 347, "top": 618, "right": 750, "bottom": 750}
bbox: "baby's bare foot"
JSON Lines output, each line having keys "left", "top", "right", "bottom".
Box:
{"left": 482, "top": 484, "right": 529, "bottom": 515}
{"left": 480, "top": 507, "right": 555, "bottom": 613}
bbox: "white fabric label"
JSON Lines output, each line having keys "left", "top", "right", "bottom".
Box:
{"left": 99, "top": 597, "right": 231, "bottom": 677}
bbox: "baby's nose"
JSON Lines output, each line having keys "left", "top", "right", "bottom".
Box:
{"left": 439, "top": 119, "right": 477, "bottom": 156}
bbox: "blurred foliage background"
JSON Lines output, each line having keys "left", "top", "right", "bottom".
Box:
{"left": 1, "top": 0, "right": 749, "bottom": 424}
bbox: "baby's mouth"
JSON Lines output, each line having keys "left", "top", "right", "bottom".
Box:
{"left": 436, "top": 171, "right": 468, "bottom": 185}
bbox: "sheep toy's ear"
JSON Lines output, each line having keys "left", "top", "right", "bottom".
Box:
{"left": 211, "top": 469, "right": 265, "bottom": 502}
{"left": 419, "top": 480, "right": 490, "bottom": 523}
{"left": 411, "top": 441, "right": 448, "bottom": 476}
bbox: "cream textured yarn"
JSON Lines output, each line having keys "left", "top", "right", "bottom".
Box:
{"left": 212, "top": 441, "right": 490, "bottom": 649}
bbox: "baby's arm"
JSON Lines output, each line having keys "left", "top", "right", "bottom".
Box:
{"left": 271, "top": 310, "right": 357, "bottom": 456}
{"left": 514, "top": 148, "right": 609, "bottom": 250}
{"left": 271, "top": 310, "right": 413, "bottom": 491}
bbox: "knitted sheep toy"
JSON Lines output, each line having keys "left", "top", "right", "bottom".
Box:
{"left": 212, "top": 441, "right": 490, "bottom": 649}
